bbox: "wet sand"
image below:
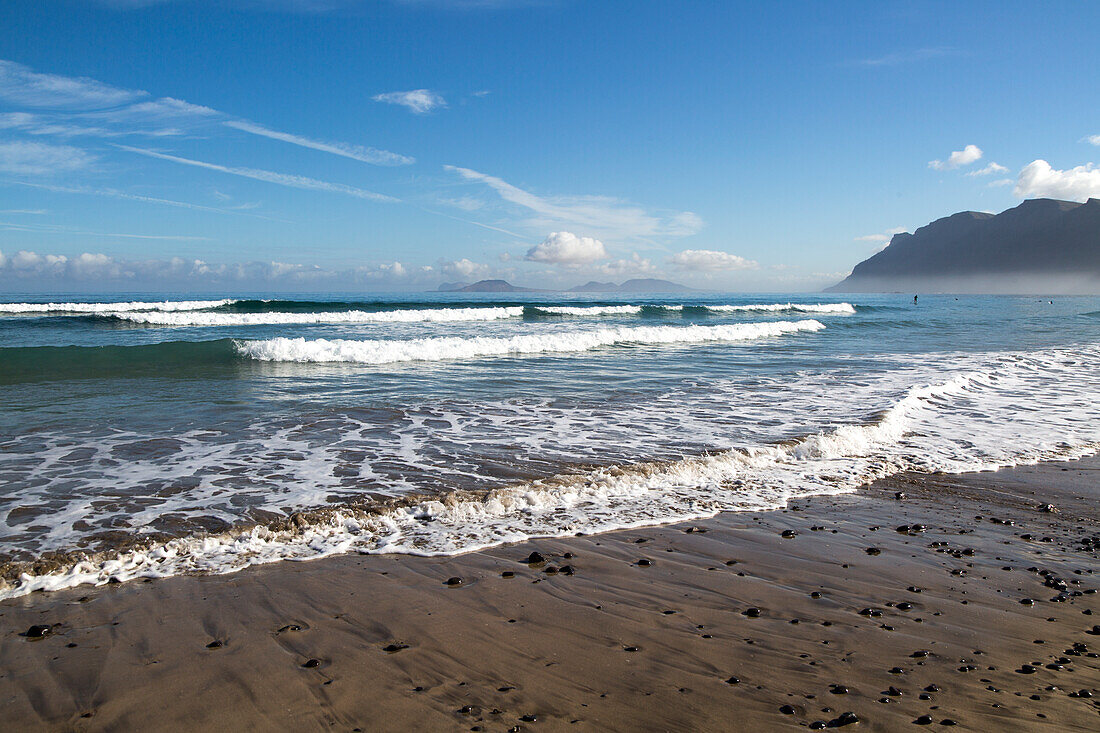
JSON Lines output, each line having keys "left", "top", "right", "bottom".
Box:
{"left": 2, "top": 457, "right": 1099, "bottom": 731}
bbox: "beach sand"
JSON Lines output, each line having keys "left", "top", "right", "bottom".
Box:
{"left": 2, "top": 457, "right": 1098, "bottom": 732}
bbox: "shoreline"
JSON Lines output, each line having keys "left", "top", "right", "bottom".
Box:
{"left": 2, "top": 458, "right": 1098, "bottom": 731}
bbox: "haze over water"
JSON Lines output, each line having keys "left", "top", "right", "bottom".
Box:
{"left": 2, "top": 292, "right": 1100, "bottom": 597}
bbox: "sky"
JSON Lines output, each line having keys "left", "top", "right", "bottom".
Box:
{"left": 1, "top": 0, "right": 1099, "bottom": 293}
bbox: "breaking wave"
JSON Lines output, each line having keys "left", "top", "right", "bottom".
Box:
{"left": 103, "top": 306, "right": 525, "bottom": 326}
{"left": 235, "top": 320, "right": 827, "bottom": 364}
{"left": 0, "top": 299, "right": 237, "bottom": 314}
{"left": 6, "top": 342, "right": 1098, "bottom": 599}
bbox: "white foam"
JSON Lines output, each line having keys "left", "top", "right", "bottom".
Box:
{"left": 7, "top": 343, "right": 1099, "bottom": 599}
{"left": 236, "top": 320, "right": 827, "bottom": 364}
{"left": 532, "top": 303, "right": 855, "bottom": 316}
{"left": 705, "top": 303, "right": 857, "bottom": 314}
{"left": 0, "top": 299, "right": 237, "bottom": 314}
{"left": 533, "top": 305, "right": 644, "bottom": 316}
{"left": 106, "top": 306, "right": 525, "bottom": 326}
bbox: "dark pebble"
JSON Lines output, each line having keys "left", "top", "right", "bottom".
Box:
{"left": 444, "top": 577, "right": 464, "bottom": 586}
{"left": 519, "top": 715, "right": 537, "bottom": 722}
{"left": 832, "top": 711, "right": 859, "bottom": 726}
{"left": 810, "top": 722, "right": 828, "bottom": 730}
{"left": 866, "top": 547, "right": 882, "bottom": 556}
{"left": 522, "top": 552, "right": 545, "bottom": 565}
{"left": 206, "top": 640, "right": 223, "bottom": 649}
{"left": 726, "top": 676, "right": 740, "bottom": 684}
{"left": 829, "top": 684, "right": 849, "bottom": 695}
{"left": 383, "top": 643, "right": 409, "bottom": 653}
{"left": 501, "top": 571, "right": 515, "bottom": 578}
{"left": 24, "top": 625, "right": 53, "bottom": 639}
{"left": 779, "top": 705, "right": 796, "bottom": 715}
{"left": 743, "top": 608, "right": 762, "bottom": 618}
{"left": 623, "top": 645, "right": 640, "bottom": 652}
{"left": 914, "top": 715, "right": 933, "bottom": 725}
{"left": 301, "top": 658, "right": 321, "bottom": 668}
{"left": 636, "top": 559, "right": 652, "bottom": 567}
{"left": 940, "top": 720, "right": 957, "bottom": 726}
{"left": 781, "top": 530, "right": 798, "bottom": 538}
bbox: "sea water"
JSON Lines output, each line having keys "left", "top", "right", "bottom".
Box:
{"left": 1, "top": 292, "right": 1099, "bottom": 597}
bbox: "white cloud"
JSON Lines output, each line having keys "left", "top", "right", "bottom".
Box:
{"left": 669, "top": 249, "right": 757, "bottom": 271}
{"left": 0, "top": 141, "right": 97, "bottom": 175}
{"left": 1082, "top": 135, "right": 1100, "bottom": 146}
{"left": 854, "top": 226, "right": 907, "bottom": 243}
{"left": 0, "top": 59, "right": 412, "bottom": 166}
{"left": 373, "top": 89, "right": 447, "bottom": 114}
{"left": 988, "top": 178, "right": 1014, "bottom": 187}
{"left": 223, "top": 120, "right": 413, "bottom": 166}
{"left": 439, "top": 257, "right": 490, "bottom": 279}
{"left": 438, "top": 195, "right": 485, "bottom": 211}
{"left": 526, "top": 231, "right": 607, "bottom": 265}
{"left": 1014, "top": 159, "right": 1100, "bottom": 202}
{"left": 445, "top": 165, "right": 703, "bottom": 241}
{"left": 597, "top": 253, "right": 655, "bottom": 277}
{"left": 966, "top": 162, "right": 1008, "bottom": 177}
{"left": 929, "top": 144, "right": 983, "bottom": 171}
{"left": 0, "top": 59, "right": 146, "bottom": 110}
{"left": 856, "top": 47, "right": 955, "bottom": 67}
{"left": 116, "top": 145, "right": 398, "bottom": 202}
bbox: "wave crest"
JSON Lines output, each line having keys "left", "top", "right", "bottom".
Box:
{"left": 236, "top": 320, "right": 827, "bottom": 364}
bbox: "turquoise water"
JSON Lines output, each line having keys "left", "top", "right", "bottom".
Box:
{"left": 2, "top": 292, "right": 1099, "bottom": 596}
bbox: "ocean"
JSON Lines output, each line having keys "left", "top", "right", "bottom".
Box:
{"left": 2, "top": 292, "right": 1099, "bottom": 598}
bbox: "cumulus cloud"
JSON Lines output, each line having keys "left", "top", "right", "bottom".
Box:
{"left": 525, "top": 231, "right": 608, "bottom": 265}
{"left": 596, "top": 253, "right": 655, "bottom": 277}
{"left": 1083, "top": 135, "right": 1100, "bottom": 146}
{"left": 669, "top": 249, "right": 757, "bottom": 271}
{"left": 372, "top": 89, "right": 447, "bottom": 114}
{"left": 0, "top": 141, "right": 97, "bottom": 175}
{"left": 0, "top": 247, "right": 444, "bottom": 290}
{"left": 438, "top": 257, "right": 491, "bottom": 280}
{"left": 966, "top": 162, "right": 1008, "bottom": 177}
{"left": 1014, "top": 159, "right": 1100, "bottom": 202}
{"left": 445, "top": 165, "right": 704, "bottom": 241}
{"left": 929, "top": 144, "right": 982, "bottom": 171}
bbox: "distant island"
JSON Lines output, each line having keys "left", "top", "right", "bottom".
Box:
{"left": 438, "top": 278, "right": 694, "bottom": 293}
{"left": 437, "top": 279, "right": 547, "bottom": 293}
{"left": 827, "top": 198, "right": 1100, "bottom": 294}
{"left": 569, "top": 278, "right": 694, "bottom": 293}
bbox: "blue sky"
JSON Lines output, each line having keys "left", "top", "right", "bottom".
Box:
{"left": 1, "top": 0, "right": 1098, "bottom": 293}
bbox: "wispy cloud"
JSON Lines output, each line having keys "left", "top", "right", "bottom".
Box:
{"left": 223, "top": 119, "right": 414, "bottom": 165}
{"left": 854, "top": 226, "right": 908, "bottom": 243}
{"left": 0, "top": 141, "right": 97, "bottom": 176}
{"left": 0, "top": 59, "right": 146, "bottom": 109}
{"left": 444, "top": 165, "right": 703, "bottom": 241}
{"left": 669, "top": 249, "right": 757, "bottom": 271}
{"left": 0, "top": 59, "right": 412, "bottom": 167}
{"left": 12, "top": 180, "right": 287, "bottom": 220}
{"left": 855, "top": 47, "right": 956, "bottom": 67}
{"left": 0, "top": 219, "right": 209, "bottom": 240}
{"left": 373, "top": 89, "right": 447, "bottom": 114}
{"left": 929, "top": 144, "right": 982, "bottom": 171}
{"left": 116, "top": 145, "right": 399, "bottom": 202}
{"left": 1083, "top": 134, "right": 1100, "bottom": 146}
{"left": 966, "top": 162, "right": 1008, "bottom": 177}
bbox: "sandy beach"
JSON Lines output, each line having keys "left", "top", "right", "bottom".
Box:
{"left": 2, "top": 457, "right": 1098, "bottom": 732}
